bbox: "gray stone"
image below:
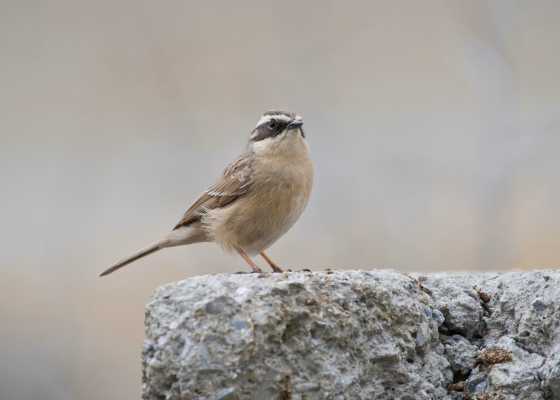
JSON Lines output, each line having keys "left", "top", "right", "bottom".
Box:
{"left": 214, "top": 388, "right": 235, "bottom": 400}
{"left": 142, "top": 270, "right": 449, "bottom": 400}
{"left": 294, "top": 382, "right": 320, "bottom": 392}
{"left": 432, "top": 309, "right": 445, "bottom": 326}
{"left": 142, "top": 269, "right": 560, "bottom": 400}
{"left": 541, "top": 359, "right": 560, "bottom": 400}
{"left": 417, "top": 323, "right": 429, "bottom": 346}
{"left": 474, "top": 380, "right": 487, "bottom": 394}
{"left": 469, "top": 270, "right": 560, "bottom": 357}
{"left": 466, "top": 376, "right": 486, "bottom": 393}
{"left": 482, "top": 336, "right": 545, "bottom": 399}
{"left": 419, "top": 274, "right": 484, "bottom": 339}
{"left": 440, "top": 334, "right": 477, "bottom": 377}
{"left": 532, "top": 297, "right": 547, "bottom": 311}
{"left": 424, "top": 306, "right": 432, "bottom": 318}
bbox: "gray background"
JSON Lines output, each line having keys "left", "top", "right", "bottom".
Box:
{"left": 1, "top": 1, "right": 560, "bottom": 399}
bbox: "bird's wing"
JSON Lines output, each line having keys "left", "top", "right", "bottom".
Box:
{"left": 172, "top": 155, "right": 255, "bottom": 230}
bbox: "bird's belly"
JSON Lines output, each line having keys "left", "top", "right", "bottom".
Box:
{"left": 240, "top": 193, "right": 308, "bottom": 256}
{"left": 206, "top": 187, "right": 310, "bottom": 256}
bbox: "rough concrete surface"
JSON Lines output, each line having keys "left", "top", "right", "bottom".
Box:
{"left": 142, "top": 269, "right": 560, "bottom": 400}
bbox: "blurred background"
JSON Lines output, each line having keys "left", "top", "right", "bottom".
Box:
{"left": 1, "top": 0, "right": 560, "bottom": 398}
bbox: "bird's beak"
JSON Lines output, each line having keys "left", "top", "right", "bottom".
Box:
{"left": 287, "top": 120, "right": 304, "bottom": 130}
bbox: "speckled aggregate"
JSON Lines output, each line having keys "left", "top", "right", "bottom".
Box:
{"left": 142, "top": 269, "right": 560, "bottom": 400}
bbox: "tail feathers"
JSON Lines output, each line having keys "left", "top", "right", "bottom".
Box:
{"left": 99, "top": 240, "right": 162, "bottom": 277}
{"left": 99, "top": 225, "right": 207, "bottom": 277}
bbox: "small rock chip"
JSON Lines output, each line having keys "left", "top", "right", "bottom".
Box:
{"left": 205, "top": 299, "right": 225, "bottom": 314}
{"left": 417, "top": 323, "right": 428, "bottom": 346}
{"left": 466, "top": 377, "right": 486, "bottom": 393}
{"left": 447, "top": 381, "right": 466, "bottom": 392}
{"left": 294, "top": 382, "right": 320, "bottom": 392}
{"left": 432, "top": 309, "right": 445, "bottom": 326}
{"left": 424, "top": 307, "right": 432, "bottom": 318}
{"left": 214, "top": 387, "right": 235, "bottom": 400}
{"left": 325, "top": 268, "right": 334, "bottom": 274}
{"left": 531, "top": 297, "right": 547, "bottom": 311}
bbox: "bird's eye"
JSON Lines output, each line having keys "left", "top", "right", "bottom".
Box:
{"left": 268, "top": 120, "right": 277, "bottom": 129}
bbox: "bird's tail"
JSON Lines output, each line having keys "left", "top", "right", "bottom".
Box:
{"left": 99, "top": 239, "right": 162, "bottom": 277}
{"left": 98, "top": 224, "right": 207, "bottom": 277}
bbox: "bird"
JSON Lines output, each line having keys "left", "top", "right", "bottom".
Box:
{"left": 99, "top": 109, "right": 313, "bottom": 276}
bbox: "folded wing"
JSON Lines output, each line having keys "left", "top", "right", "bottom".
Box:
{"left": 173, "top": 155, "right": 255, "bottom": 230}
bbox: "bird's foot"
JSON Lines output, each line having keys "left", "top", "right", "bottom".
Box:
{"left": 259, "top": 252, "right": 282, "bottom": 273}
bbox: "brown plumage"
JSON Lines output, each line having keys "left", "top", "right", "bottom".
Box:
{"left": 99, "top": 110, "right": 313, "bottom": 276}
{"left": 173, "top": 154, "right": 256, "bottom": 230}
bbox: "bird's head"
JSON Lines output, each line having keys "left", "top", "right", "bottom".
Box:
{"left": 250, "top": 110, "right": 304, "bottom": 147}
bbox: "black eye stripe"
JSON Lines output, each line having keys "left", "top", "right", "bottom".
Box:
{"left": 267, "top": 119, "right": 284, "bottom": 132}
{"left": 251, "top": 121, "right": 287, "bottom": 142}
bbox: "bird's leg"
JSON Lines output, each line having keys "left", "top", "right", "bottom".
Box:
{"left": 237, "top": 248, "right": 263, "bottom": 273}
{"left": 260, "top": 252, "right": 283, "bottom": 273}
